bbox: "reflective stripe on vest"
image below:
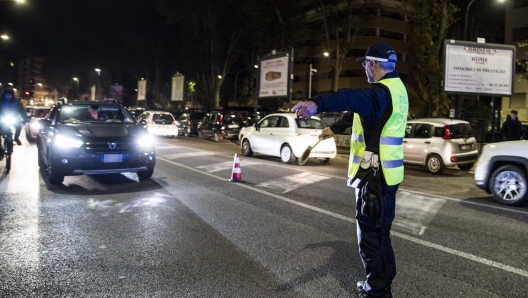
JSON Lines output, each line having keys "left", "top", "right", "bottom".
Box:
{"left": 347, "top": 77, "right": 408, "bottom": 185}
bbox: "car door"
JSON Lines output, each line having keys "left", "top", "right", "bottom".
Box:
{"left": 38, "top": 105, "right": 58, "bottom": 164}
{"left": 250, "top": 115, "right": 281, "bottom": 153}
{"left": 403, "top": 123, "right": 432, "bottom": 165}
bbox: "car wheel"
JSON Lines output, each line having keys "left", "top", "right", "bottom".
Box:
{"left": 426, "top": 154, "right": 445, "bottom": 174}
{"left": 489, "top": 165, "right": 528, "bottom": 206}
{"left": 137, "top": 168, "right": 154, "bottom": 180}
{"left": 184, "top": 127, "right": 191, "bottom": 137}
{"left": 457, "top": 163, "right": 474, "bottom": 171}
{"left": 281, "top": 144, "right": 297, "bottom": 164}
{"left": 241, "top": 139, "right": 253, "bottom": 157}
{"left": 198, "top": 129, "right": 204, "bottom": 139}
{"left": 319, "top": 158, "right": 333, "bottom": 165}
{"left": 47, "top": 152, "right": 64, "bottom": 184}
{"left": 213, "top": 131, "right": 219, "bottom": 142}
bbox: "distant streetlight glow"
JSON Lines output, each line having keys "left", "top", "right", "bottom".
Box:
{"left": 95, "top": 69, "right": 101, "bottom": 100}
{"left": 1, "top": 35, "right": 8, "bottom": 40}
{"left": 218, "top": 75, "right": 222, "bottom": 79}
{"left": 16, "top": 0, "right": 25, "bottom": 3}
{"left": 324, "top": 52, "right": 329, "bottom": 57}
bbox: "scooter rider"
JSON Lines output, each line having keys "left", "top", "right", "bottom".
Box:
{"left": 0, "top": 88, "right": 28, "bottom": 147}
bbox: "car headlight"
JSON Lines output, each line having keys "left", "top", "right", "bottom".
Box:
{"left": 137, "top": 134, "right": 155, "bottom": 147}
{"left": 30, "top": 121, "right": 41, "bottom": 130}
{"left": 1, "top": 114, "right": 17, "bottom": 126}
{"left": 54, "top": 135, "right": 83, "bottom": 148}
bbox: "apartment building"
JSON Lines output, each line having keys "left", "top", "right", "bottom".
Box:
{"left": 17, "top": 53, "right": 57, "bottom": 106}
{"left": 502, "top": 0, "right": 528, "bottom": 122}
{"left": 293, "top": 0, "right": 410, "bottom": 100}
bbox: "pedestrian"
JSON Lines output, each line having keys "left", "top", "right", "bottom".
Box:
{"left": 294, "top": 42, "right": 408, "bottom": 298}
{"left": 501, "top": 110, "right": 523, "bottom": 141}
{"left": 0, "top": 88, "right": 27, "bottom": 146}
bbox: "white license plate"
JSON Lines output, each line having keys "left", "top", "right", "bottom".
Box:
{"left": 228, "top": 124, "right": 239, "bottom": 128}
{"left": 460, "top": 144, "right": 472, "bottom": 150}
{"left": 103, "top": 154, "right": 123, "bottom": 163}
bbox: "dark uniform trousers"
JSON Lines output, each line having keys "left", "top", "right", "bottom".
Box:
{"left": 355, "top": 176, "right": 399, "bottom": 298}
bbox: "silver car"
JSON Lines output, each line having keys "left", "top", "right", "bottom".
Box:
{"left": 403, "top": 118, "right": 479, "bottom": 174}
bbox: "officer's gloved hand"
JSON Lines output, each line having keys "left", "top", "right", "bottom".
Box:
{"left": 360, "top": 176, "right": 381, "bottom": 219}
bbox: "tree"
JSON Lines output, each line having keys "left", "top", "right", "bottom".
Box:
{"left": 400, "top": 0, "right": 459, "bottom": 117}
{"left": 157, "top": 0, "right": 245, "bottom": 109}
{"left": 317, "top": 0, "right": 380, "bottom": 91}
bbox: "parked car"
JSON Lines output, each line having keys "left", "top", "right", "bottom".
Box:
{"left": 177, "top": 111, "right": 207, "bottom": 136}
{"left": 137, "top": 110, "right": 179, "bottom": 138}
{"left": 127, "top": 108, "right": 145, "bottom": 120}
{"left": 36, "top": 100, "right": 155, "bottom": 184}
{"left": 198, "top": 110, "right": 244, "bottom": 142}
{"left": 403, "top": 118, "right": 479, "bottom": 174}
{"left": 240, "top": 113, "right": 337, "bottom": 164}
{"left": 475, "top": 140, "right": 528, "bottom": 206}
{"left": 25, "top": 106, "right": 50, "bottom": 142}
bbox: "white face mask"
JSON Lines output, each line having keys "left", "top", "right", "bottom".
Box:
{"left": 365, "top": 63, "right": 377, "bottom": 83}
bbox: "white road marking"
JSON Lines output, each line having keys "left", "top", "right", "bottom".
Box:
{"left": 257, "top": 172, "right": 331, "bottom": 193}
{"left": 158, "top": 156, "right": 528, "bottom": 279}
{"left": 395, "top": 191, "right": 446, "bottom": 236}
{"left": 196, "top": 160, "right": 261, "bottom": 173}
{"left": 162, "top": 151, "right": 215, "bottom": 159}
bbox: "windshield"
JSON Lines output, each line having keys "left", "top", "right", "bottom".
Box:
{"left": 295, "top": 118, "right": 325, "bottom": 129}
{"left": 59, "top": 105, "right": 136, "bottom": 124}
{"left": 449, "top": 124, "right": 473, "bottom": 138}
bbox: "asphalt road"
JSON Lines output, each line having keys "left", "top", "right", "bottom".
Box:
{"left": 0, "top": 134, "right": 527, "bottom": 297}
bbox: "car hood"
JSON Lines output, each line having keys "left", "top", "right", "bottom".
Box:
{"left": 57, "top": 123, "right": 146, "bottom": 138}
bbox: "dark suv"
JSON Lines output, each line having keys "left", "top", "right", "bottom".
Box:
{"left": 177, "top": 111, "right": 207, "bottom": 137}
{"left": 198, "top": 110, "right": 244, "bottom": 142}
{"left": 36, "top": 100, "right": 156, "bottom": 184}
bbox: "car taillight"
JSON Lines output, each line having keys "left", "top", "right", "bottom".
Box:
{"left": 218, "top": 114, "right": 223, "bottom": 124}
{"left": 442, "top": 125, "right": 452, "bottom": 140}
{"left": 187, "top": 120, "right": 191, "bottom": 125}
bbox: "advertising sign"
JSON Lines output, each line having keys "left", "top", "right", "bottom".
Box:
{"left": 443, "top": 40, "right": 515, "bottom": 96}
{"left": 138, "top": 79, "right": 147, "bottom": 100}
{"left": 109, "top": 84, "right": 123, "bottom": 102}
{"left": 258, "top": 56, "right": 289, "bottom": 98}
{"left": 171, "top": 73, "right": 184, "bottom": 102}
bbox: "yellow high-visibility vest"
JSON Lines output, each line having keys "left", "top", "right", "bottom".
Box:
{"left": 348, "top": 78, "right": 408, "bottom": 185}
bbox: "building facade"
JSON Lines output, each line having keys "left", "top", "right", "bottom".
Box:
{"left": 292, "top": 0, "right": 410, "bottom": 101}
{"left": 17, "top": 53, "right": 57, "bottom": 106}
{"left": 502, "top": 0, "right": 528, "bottom": 123}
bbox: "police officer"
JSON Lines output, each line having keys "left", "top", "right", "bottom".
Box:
{"left": 0, "top": 89, "right": 27, "bottom": 146}
{"left": 294, "top": 42, "right": 408, "bottom": 298}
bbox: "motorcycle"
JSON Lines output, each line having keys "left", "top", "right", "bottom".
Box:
{"left": 0, "top": 113, "right": 17, "bottom": 172}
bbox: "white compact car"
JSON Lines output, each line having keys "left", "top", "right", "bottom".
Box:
{"left": 25, "top": 106, "right": 51, "bottom": 142}
{"left": 475, "top": 140, "right": 528, "bottom": 206}
{"left": 403, "top": 118, "right": 479, "bottom": 174}
{"left": 137, "top": 110, "right": 179, "bottom": 137}
{"left": 240, "top": 113, "right": 336, "bottom": 164}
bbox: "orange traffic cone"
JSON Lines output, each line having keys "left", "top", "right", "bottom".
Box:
{"left": 229, "top": 153, "right": 243, "bottom": 182}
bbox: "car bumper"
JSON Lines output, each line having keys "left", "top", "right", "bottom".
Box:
{"left": 443, "top": 151, "right": 479, "bottom": 167}
{"left": 49, "top": 150, "right": 156, "bottom": 176}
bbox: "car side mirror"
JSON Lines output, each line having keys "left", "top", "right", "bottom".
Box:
{"left": 138, "top": 119, "right": 147, "bottom": 126}
{"left": 255, "top": 123, "right": 260, "bottom": 132}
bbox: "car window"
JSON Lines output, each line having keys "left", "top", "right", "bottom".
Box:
{"left": 190, "top": 113, "right": 206, "bottom": 120}
{"left": 59, "top": 105, "right": 135, "bottom": 124}
{"left": 178, "top": 114, "right": 188, "bottom": 121}
{"left": 260, "top": 116, "right": 280, "bottom": 128}
{"left": 449, "top": 124, "right": 473, "bottom": 138}
{"left": 223, "top": 112, "right": 241, "bottom": 122}
{"left": 405, "top": 124, "right": 412, "bottom": 137}
{"left": 277, "top": 116, "right": 289, "bottom": 127}
{"left": 295, "top": 118, "right": 324, "bottom": 129}
{"left": 33, "top": 108, "right": 50, "bottom": 117}
{"left": 153, "top": 113, "right": 174, "bottom": 123}
{"left": 413, "top": 123, "right": 431, "bottom": 138}
{"left": 137, "top": 112, "right": 149, "bottom": 120}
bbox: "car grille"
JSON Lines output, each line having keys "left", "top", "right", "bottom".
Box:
{"left": 84, "top": 141, "right": 138, "bottom": 153}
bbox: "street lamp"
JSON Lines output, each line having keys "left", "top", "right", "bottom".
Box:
{"left": 1, "top": 35, "right": 8, "bottom": 40}
{"left": 303, "top": 52, "right": 328, "bottom": 99}
{"left": 73, "top": 77, "right": 79, "bottom": 100}
{"left": 95, "top": 68, "right": 101, "bottom": 100}
{"left": 464, "top": 0, "right": 506, "bottom": 41}
{"left": 308, "top": 64, "right": 317, "bottom": 99}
